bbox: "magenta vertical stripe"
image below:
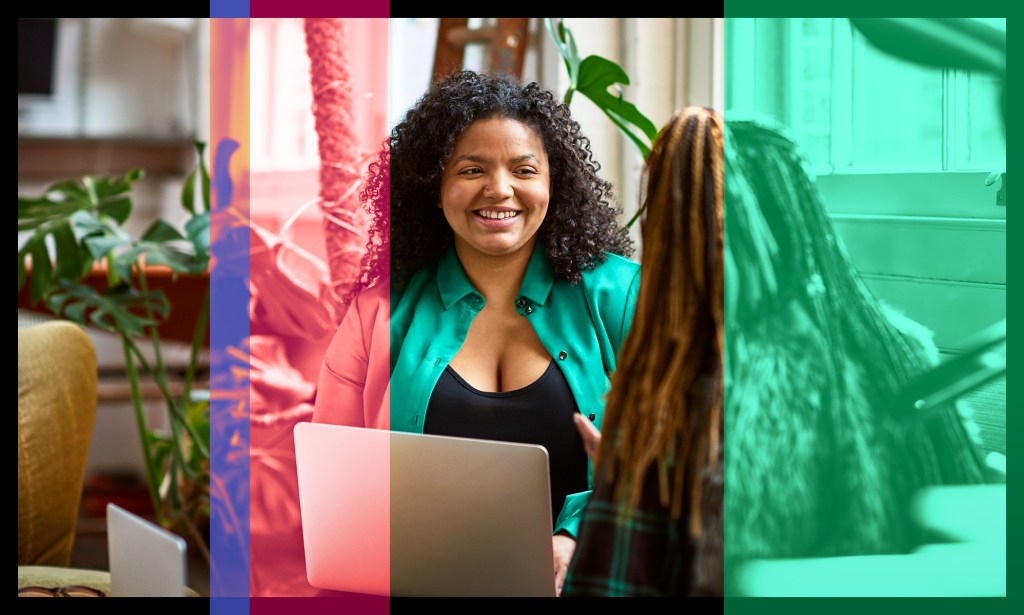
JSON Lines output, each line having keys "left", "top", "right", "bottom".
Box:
{"left": 249, "top": 1, "right": 389, "bottom": 18}
{"left": 247, "top": 16, "right": 390, "bottom": 610}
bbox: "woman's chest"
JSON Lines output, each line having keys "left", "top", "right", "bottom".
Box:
{"left": 389, "top": 289, "right": 614, "bottom": 432}
{"left": 449, "top": 307, "right": 551, "bottom": 392}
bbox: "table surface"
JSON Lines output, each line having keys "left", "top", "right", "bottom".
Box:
{"left": 735, "top": 484, "right": 1006, "bottom": 597}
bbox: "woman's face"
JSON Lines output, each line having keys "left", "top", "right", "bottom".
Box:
{"left": 439, "top": 117, "right": 550, "bottom": 262}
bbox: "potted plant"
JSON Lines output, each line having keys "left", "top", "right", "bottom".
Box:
{"left": 545, "top": 18, "right": 658, "bottom": 226}
{"left": 17, "top": 144, "right": 212, "bottom": 561}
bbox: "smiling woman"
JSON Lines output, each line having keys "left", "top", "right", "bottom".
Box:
{"left": 439, "top": 117, "right": 551, "bottom": 263}
{"left": 364, "top": 70, "right": 633, "bottom": 292}
{"left": 313, "top": 70, "right": 640, "bottom": 595}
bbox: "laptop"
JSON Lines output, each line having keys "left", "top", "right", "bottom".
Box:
{"left": 294, "top": 422, "right": 556, "bottom": 597}
{"left": 107, "top": 503, "right": 189, "bottom": 597}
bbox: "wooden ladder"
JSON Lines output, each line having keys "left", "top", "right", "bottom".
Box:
{"left": 432, "top": 18, "right": 531, "bottom": 82}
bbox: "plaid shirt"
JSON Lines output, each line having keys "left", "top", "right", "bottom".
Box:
{"left": 563, "top": 458, "right": 723, "bottom": 597}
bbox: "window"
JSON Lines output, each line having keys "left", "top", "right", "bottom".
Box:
{"left": 726, "top": 18, "right": 1006, "bottom": 175}
{"left": 250, "top": 19, "right": 320, "bottom": 173}
{"left": 725, "top": 18, "right": 1006, "bottom": 454}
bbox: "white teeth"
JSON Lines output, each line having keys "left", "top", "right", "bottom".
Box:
{"left": 478, "top": 210, "right": 519, "bottom": 220}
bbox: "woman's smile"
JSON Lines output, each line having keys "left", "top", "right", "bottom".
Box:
{"left": 473, "top": 207, "right": 522, "bottom": 225}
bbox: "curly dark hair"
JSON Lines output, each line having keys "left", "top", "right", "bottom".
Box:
{"left": 348, "top": 70, "right": 633, "bottom": 297}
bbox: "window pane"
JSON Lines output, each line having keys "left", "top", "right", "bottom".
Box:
{"left": 850, "top": 31, "right": 943, "bottom": 169}
{"left": 786, "top": 19, "right": 833, "bottom": 167}
{"left": 965, "top": 71, "right": 1006, "bottom": 169}
{"left": 725, "top": 18, "right": 833, "bottom": 167}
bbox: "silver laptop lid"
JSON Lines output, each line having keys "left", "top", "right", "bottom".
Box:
{"left": 107, "top": 503, "right": 188, "bottom": 597}
{"left": 294, "top": 422, "right": 556, "bottom": 597}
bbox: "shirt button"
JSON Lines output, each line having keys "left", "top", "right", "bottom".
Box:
{"left": 588, "top": 413, "right": 596, "bottom": 422}
{"left": 516, "top": 297, "right": 527, "bottom": 308}
{"left": 558, "top": 351, "right": 567, "bottom": 361}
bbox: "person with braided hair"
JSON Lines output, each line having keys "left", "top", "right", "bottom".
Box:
{"left": 722, "top": 117, "right": 987, "bottom": 589}
{"left": 313, "top": 70, "right": 640, "bottom": 594}
{"left": 564, "top": 107, "right": 725, "bottom": 597}
{"left": 563, "top": 109, "right": 988, "bottom": 597}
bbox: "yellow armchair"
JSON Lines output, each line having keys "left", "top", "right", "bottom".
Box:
{"left": 18, "top": 321, "right": 98, "bottom": 566}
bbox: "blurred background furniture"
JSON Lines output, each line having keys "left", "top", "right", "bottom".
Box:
{"left": 433, "top": 18, "right": 530, "bottom": 81}
{"left": 18, "top": 321, "right": 98, "bottom": 566}
{"left": 18, "top": 320, "right": 203, "bottom": 596}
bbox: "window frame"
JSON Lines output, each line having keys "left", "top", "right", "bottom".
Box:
{"left": 728, "top": 18, "right": 1006, "bottom": 181}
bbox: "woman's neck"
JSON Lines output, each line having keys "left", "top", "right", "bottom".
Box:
{"left": 454, "top": 239, "right": 536, "bottom": 306}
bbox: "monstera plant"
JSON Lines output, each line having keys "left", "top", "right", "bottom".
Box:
{"left": 545, "top": 18, "right": 658, "bottom": 227}
{"left": 17, "top": 144, "right": 212, "bottom": 561}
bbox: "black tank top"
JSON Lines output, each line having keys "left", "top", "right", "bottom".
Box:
{"left": 424, "top": 361, "right": 589, "bottom": 523}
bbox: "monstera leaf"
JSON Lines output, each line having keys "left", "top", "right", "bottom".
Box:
{"left": 545, "top": 18, "right": 657, "bottom": 158}
{"left": 850, "top": 18, "right": 1005, "bottom": 75}
{"left": 19, "top": 152, "right": 212, "bottom": 302}
{"left": 44, "top": 280, "right": 170, "bottom": 336}
{"left": 18, "top": 170, "right": 141, "bottom": 232}
{"left": 181, "top": 141, "right": 211, "bottom": 215}
{"left": 18, "top": 169, "right": 144, "bottom": 301}
{"left": 545, "top": 18, "right": 581, "bottom": 90}
{"left": 185, "top": 212, "right": 211, "bottom": 264}
{"left": 576, "top": 56, "right": 659, "bottom": 158}
{"left": 111, "top": 220, "right": 206, "bottom": 282}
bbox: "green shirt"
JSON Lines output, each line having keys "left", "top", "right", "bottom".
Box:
{"left": 389, "top": 243, "right": 641, "bottom": 538}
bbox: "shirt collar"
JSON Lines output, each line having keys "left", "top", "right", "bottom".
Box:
{"left": 436, "top": 243, "right": 555, "bottom": 311}
{"left": 437, "top": 244, "right": 477, "bottom": 311}
{"left": 519, "top": 242, "right": 554, "bottom": 307}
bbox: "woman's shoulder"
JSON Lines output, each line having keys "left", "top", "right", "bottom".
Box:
{"left": 352, "top": 276, "right": 391, "bottom": 309}
{"left": 334, "top": 278, "right": 390, "bottom": 334}
{"left": 579, "top": 252, "right": 641, "bottom": 287}
{"left": 576, "top": 253, "right": 642, "bottom": 308}
{"left": 573, "top": 253, "right": 642, "bottom": 349}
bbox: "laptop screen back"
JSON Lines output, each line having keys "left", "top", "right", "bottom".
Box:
{"left": 107, "top": 503, "right": 188, "bottom": 597}
{"left": 294, "top": 422, "right": 556, "bottom": 597}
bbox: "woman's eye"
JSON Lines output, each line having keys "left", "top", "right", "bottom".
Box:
{"left": 458, "top": 168, "right": 482, "bottom": 175}
{"left": 514, "top": 168, "right": 538, "bottom": 176}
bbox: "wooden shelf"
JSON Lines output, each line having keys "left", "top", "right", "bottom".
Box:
{"left": 18, "top": 136, "right": 195, "bottom": 179}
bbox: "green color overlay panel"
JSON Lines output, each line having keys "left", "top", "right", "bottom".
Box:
{"left": 723, "top": 11, "right": 1007, "bottom": 607}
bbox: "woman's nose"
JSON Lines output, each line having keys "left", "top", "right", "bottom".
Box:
{"left": 483, "top": 171, "right": 514, "bottom": 200}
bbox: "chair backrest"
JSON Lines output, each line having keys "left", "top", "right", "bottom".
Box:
{"left": 18, "top": 320, "right": 98, "bottom": 566}
{"left": 432, "top": 18, "right": 530, "bottom": 82}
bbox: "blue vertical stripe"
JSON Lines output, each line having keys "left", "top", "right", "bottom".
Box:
{"left": 210, "top": 0, "right": 250, "bottom": 17}
{"left": 209, "top": 136, "right": 250, "bottom": 599}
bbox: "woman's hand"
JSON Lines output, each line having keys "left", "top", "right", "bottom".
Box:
{"left": 552, "top": 533, "right": 576, "bottom": 596}
{"left": 573, "top": 412, "right": 602, "bottom": 464}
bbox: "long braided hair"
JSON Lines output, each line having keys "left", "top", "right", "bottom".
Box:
{"left": 596, "top": 108, "right": 724, "bottom": 535}
{"left": 723, "top": 117, "right": 985, "bottom": 560}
